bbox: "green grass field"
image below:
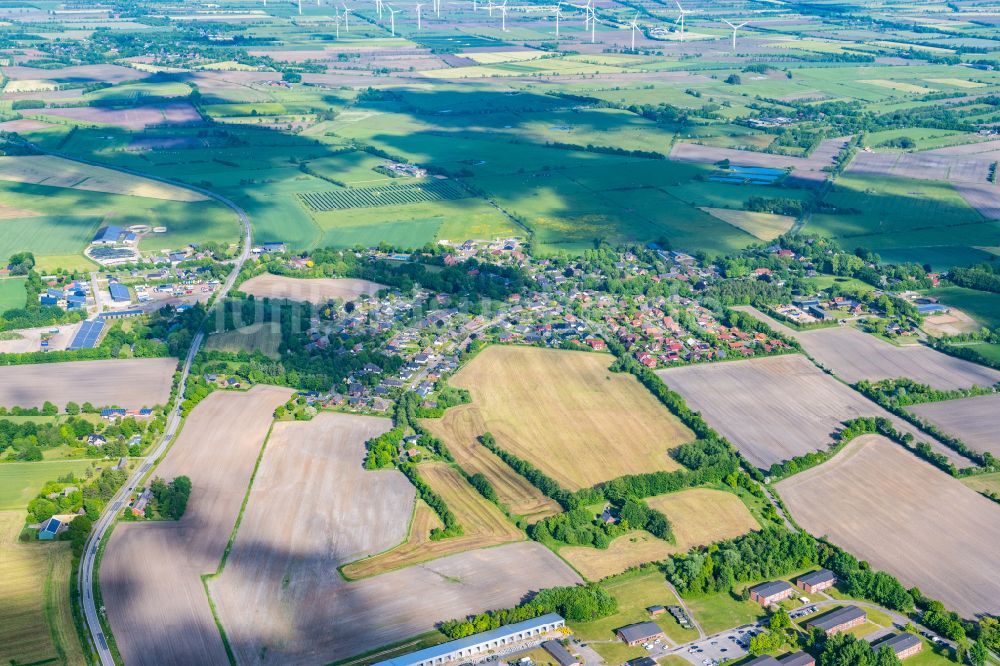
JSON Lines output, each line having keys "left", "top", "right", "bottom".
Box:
{"left": 682, "top": 590, "right": 765, "bottom": 635}
{"left": 0, "top": 461, "right": 96, "bottom": 510}
{"left": 0, "top": 181, "right": 240, "bottom": 265}
{"left": 0, "top": 277, "right": 26, "bottom": 311}
{"left": 808, "top": 175, "right": 995, "bottom": 267}
{"left": 570, "top": 570, "right": 700, "bottom": 648}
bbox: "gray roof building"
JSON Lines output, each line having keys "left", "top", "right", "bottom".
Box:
{"left": 542, "top": 640, "right": 579, "bottom": 666}
{"left": 796, "top": 569, "right": 835, "bottom": 588}
{"left": 744, "top": 652, "right": 815, "bottom": 666}
{"left": 807, "top": 606, "right": 866, "bottom": 634}
{"left": 873, "top": 632, "right": 921, "bottom": 656}
{"left": 617, "top": 621, "right": 665, "bottom": 645}
{"left": 374, "top": 614, "right": 565, "bottom": 666}
{"left": 749, "top": 580, "right": 793, "bottom": 599}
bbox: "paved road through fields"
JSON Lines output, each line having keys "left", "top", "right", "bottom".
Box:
{"left": 52, "top": 151, "right": 254, "bottom": 666}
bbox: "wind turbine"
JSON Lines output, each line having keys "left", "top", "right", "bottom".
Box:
{"left": 675, "top": 0, "right": 692, "bottom": 39}
{"left": 387, "top": 5, "right": 400, "bottom": 34}
{"left": 334, "top": 9, "right": 342, "bottom": 36}
{"left": 375, "top": 0, "right": 383, "bottom": 20}
{"left": 486, "top": 0, "right": 494, "bottom": 16}
{"left": 434, "top": 0, "right": 440, "bottom": 18}
{"left": 583, "top": 0, "right": 592, "bottom": 28}
{"left": 554, "top": 2, "right": 561, "bottom": 37}
{"left": 298, "top": 0, "right": 302, "bottom": 15}
{"left": 588, "top": 3, "right": 595, "bottom": 42}
{"left": 629, "top": 11, "right": 639, "bottom": 50}
{"left": 415, "top": 2, "right": 423, "bottom": 29}
{"left": 342, "top": 3, "right": 350, "bottom": 29}
{"left": 500, "top": 0, "right": 508, "bottom": 31}
{"left": 722, "top": 19, "right": 748, "bottom": 50}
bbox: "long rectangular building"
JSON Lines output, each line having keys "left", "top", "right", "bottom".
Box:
{"left": 806, "top": 606, "right": 866, "bottom": 636}
{"left": 374, "top": 614, "right": 566, "bottom": 666}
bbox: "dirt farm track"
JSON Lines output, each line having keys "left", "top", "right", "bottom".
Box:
{"left": 101, "top": 386, "right": 293, "bottom": 666}
{"left": 0, "top": 357, "right": 176, "bottom": 409}
{"left": 777, "top": 435, "right": 1000, "bottom": 618}
{"left": 209, "top": 412, "right": 580, "bottom": 666}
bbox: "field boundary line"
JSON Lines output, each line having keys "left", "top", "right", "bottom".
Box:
{"left": 337, "top": 491, "right": 421, "bottom": 582}
{"left": 201, "top": 417, "right": 280, "bottom": 666}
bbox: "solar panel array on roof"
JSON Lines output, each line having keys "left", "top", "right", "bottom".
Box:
{"left": 68, "top": 320, "right": 104, "bottom": 350}
{"left": 109, "top": 283, "right": 130, "bottom": 302}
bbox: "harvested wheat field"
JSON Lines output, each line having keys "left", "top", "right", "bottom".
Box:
{"left": 777, "top": 435, "right": 1000, "bottom": 618}
{"left": 658, "top": 354, "right": 970, "bottom": 469}
{"left": 240, "top": 273, "right": 387, "bottom": 303}
{"left": 448, "top": 346, "right": 694, "bottom": 491}
{"left": 562, "top": 488, "right": 759, "bottom": 580}
{"left": 0, "top": 155, "right": 207, "bottom": 201}
{"left": 205, "top": 322, "right": 282, "bottom": 358}
{"left": 101, "top": 386, "right": 292, "bottom": 666}
{"left": 210, "top": 413, "right": 580, "bottom": 666}
{"left": 0, "top": 510, "right": 84, "bottom": 666}
{"left": 646, "top": 488, "right": 759, "bottom": 549}
{"left": 343, "top": 461, "right": 524, "bottom": 579}
{"left": 0, "top": 357, "right": 176, "bottom": 409}
{"left": 909, "top": 394, "right": 1000, "bottom": 457}
{"left": 421, "top": 404, "right": 561, "bottom": 522}
{"left": 735, "top": 306, "right": 1000, "bottom": 390}
{"left": 561, "top": 531, "right": 675, "bottom": 581}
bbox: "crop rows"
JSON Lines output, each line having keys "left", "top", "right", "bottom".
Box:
{"left": 298, "top": 179, "right": 468, "bottom": 211}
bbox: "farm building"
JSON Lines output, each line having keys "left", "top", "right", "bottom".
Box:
{"left": 744, "top": 652, "right": 815, "bottom": 666}
{"left": 38, "top": 516, "right": 62, "bottom": 540}
{"left": 873, "top": 633, "right": 922, "bottom": 660}
{"left": 616, "top": 621, "right": 665, "bottom": 646}
{"left": 109, "top": 282, "right": 131, "bottom": 302}
{"left": 796, "top": 569, "right": 836, "bottom": 594}
{"left": 373, "top": 614, "right": 566, "bottom": 666}
{"left": 646, "top": 605, "right": 666, "bottom": 616}
{"left": 542, "top": 640, "right": 579, "bottom": 666}
{"left": 749, "top": 580, "right": 795, "bottom": 605}
{"left": 92, "top": 226, "right": 136, "bottom": 245}
{"left": 806, "top": 606, "right": 867, "bottom": 636}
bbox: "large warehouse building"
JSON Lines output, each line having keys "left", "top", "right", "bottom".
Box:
{"left": 374, "top": 614, "right": 567, "bottom": 666}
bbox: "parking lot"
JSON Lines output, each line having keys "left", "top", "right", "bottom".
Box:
{"left": 671, "top": 625, "right": 759, "bottom": 665}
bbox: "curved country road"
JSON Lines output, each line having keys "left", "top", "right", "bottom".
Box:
{"left": 37, "top": 149, "right": 254, "bottom": 666}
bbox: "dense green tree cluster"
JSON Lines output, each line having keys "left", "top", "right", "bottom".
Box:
{"left": 819, "top": 544, "right": 913, "bottom": 611}
{"left": 817, "top": 634, "right": 901, "bottom": 666}
{"left": 439, "top": 585, "right": 617, "bottom": 638}
{"left": 149, "top": 476, "right": 192, "bottom": 520}
{"left": 947, "top": 264, "right": 1000, "bottom": 294}
{"left": 662, "top": 528, "right": 817, "bottom": 595}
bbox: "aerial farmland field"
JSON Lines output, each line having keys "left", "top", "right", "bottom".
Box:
{"left": 447, "top": 346, "right": 694, "bottom": 490}
{"left": 205, "top": 322, "right": 282, "bottom": 359}
{"left": 908, "top": 394, "right": 1000, "bottom": 457}
{"left": 421, "top": 404, "right": 561, "bottom": 523}
{"left": 239, "top": 273, "right": 386, "bottom": 302}
{"left": 0, "top": 358, "right": 176, "bottom": 409}
{"left": 101, "top": 385, "right": 293, "bottom": 666}
{"left": 657, "top": 354, "right": 969, "bottom": 469}
{"left": 342, "top": 461, "right": 523, "bottom": 578}
{"left": 0, "top": 510, "right": 84, "bottom": 666}
{"left": 210, "top": 412, "right": 579, "bottom": 666}
{"left": 777, "top": 434, "right": 1000, "bottom": 618}
{"left": 561, "top": 488, "right": 759, "bottom": 580}
{"left": 736, "top": 306, "right": 1000, "bottom": 390}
